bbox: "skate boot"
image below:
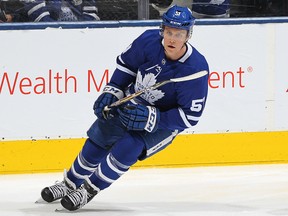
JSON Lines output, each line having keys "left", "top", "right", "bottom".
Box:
{"left": 41, "top": 170, "right": 76, "bottom": 203}
{"left": 61, "top": 178, "right": 100, "bottom": 211}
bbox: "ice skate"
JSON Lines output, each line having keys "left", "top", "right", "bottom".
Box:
{"left": 41, "top": 170, "right": 76, "bottom": 203}
{"left": 60, "top": 178, "right": 99, "bottom": 211}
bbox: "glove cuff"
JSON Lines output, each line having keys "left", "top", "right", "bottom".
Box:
{"left": 144, "top": 106, "right": 160, "bottom": 133}
{"left": 103, "top": 84, "right": 124, "bottom": 99}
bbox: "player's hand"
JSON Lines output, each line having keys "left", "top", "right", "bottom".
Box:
{"left": 93, "top": 84, "right": 124, "bottom": 119}
{"left": 117, "top": 104, "right": 160, "bottom": 133}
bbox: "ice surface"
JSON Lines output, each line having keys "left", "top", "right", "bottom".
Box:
{"left": 1, "top": 164, "right": 288, "bottom": 216}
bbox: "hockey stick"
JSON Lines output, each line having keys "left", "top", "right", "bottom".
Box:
{"left": 104, "top": 70, "right": 208, "bottom": 113}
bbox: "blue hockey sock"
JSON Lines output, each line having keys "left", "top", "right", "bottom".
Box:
{"left": 67, "top": 138, "right": 108, "bottom": 188}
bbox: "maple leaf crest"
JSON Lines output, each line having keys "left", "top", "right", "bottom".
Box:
{"left": 135, "top": 72, "right": 165, "bottom": 105}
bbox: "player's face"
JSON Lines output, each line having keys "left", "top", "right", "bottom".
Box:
{"left": 163, "top": 26, "right": 188, "bottom": 60}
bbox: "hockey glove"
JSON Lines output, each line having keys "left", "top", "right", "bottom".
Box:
{"left": 117, "top": 104, "right": 160, "bottom": 133}
{"left": 93, "top": 84, "right": 124, "bottom": 119}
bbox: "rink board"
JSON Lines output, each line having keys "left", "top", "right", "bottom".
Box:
{"left": 1, "top": 19, "right": 288, "bottom": 174}
{"left": 1, "top": 131, "right": 288, "bottom": 174}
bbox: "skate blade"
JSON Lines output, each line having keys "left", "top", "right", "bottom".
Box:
{"left": 35, "top": 198, "right": 47, "bottom": 204}
{"left": 35, "top": 198, "right": 60, "bottom": 204}
{"left": 55, "top": 207, "right": 69, "bottom": 212}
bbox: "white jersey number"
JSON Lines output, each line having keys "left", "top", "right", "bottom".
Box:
{"left": 190, "top": 97, "right": 206, "bottom": 112}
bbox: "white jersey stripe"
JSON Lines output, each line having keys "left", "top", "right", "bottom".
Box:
{"left": 178, "top": 108, "right": 193, "bottom": 128}
{"left": 28, "top": 2, "right": 46, "bottom": 16}
{"left": 116, "top": 64, "right": 136, "bottom": 77}
{"left": 83, "top": 6, "right": 97, "bottom": 11}
{"left": 118, "top": 55, "right": 125, "bottom": 64}
{"left": 187, "top": 115, "right": 200, "bottom": 121}
{"left": 83, "top": 12, "right": 99, "bottom": 20}
{"left": 35, "top": 11, "right": 50, "bottom": 22}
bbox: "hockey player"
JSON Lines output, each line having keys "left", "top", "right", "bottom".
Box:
{"left": 21, "top": 0, "right": 99, "bottom": 22}
{"left": 40, "top": 5, "right": 209, "bottom": 211}
{"left": 192, "top": 0, "right": 230, "bottom": 18}
{"left": 0, "top": 1, "right": 25, "bottom": 22}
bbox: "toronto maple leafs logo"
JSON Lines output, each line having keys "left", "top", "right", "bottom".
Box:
{"left": 135, "top": 72, "right": 165, "bottom": 105}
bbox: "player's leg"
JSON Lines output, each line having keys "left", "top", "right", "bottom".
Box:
{"left": 87, "top": 132, "right": 145, "bottom": 190}
{"left": 66, "top": 117, "right": 127, "bottom": 186}
{"left": 40, "top": 117, "right": 126, "bottom": 203}
{"left": 87, "top": 128, "right": 179, "bottom": 190}
{"left": 40, "top": 138, "right": 108, "bottom": 203}
{"left": 60, "top": 132, "right": 145, "bottom": 210}
{"left": 65, "top": 138, "right": 107, "bottom": 188}
{"left": 60, "top": 128, "right": 178, "bottom": 211}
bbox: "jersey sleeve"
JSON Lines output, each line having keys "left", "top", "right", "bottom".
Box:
{"left": 23, "top": 0, "right": 57, "bottom": 22}
{"left": 159, "top": 68, "right": 209, "bottom": 131}
{"left": 192, "top": 0, "right": 230, "bottom": 16}
{"left": 67, "top": 0, "right": 100, "bottom": 21}
{"left": 81, "top": 0, "right": 100, "bottom": 21}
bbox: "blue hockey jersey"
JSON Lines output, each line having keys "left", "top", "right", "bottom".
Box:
{"left": 192, "top": 0, "right": 230, "bottom": 16}
{"left": 110, "top": 29, "right": 209, "bottom": 132}
{"left": 22, "top": 0, "right": 99, "bottom": 22}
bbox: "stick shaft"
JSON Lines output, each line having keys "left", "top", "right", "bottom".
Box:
{"left": 106, "top": 70, "right": 208, "bottom": 109}
{"left": 109, "top": 80, "right": 171, "bottom": 108}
